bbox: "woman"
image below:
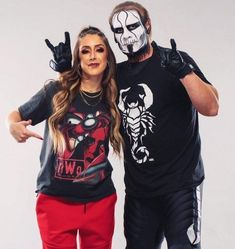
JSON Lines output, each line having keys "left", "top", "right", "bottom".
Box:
{"left": 7, "top": 26, "right": 123, "bottom": 249}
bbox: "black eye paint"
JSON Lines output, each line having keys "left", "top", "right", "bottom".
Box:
{"left": 127, "top": 22, "right": 141, "bottom": 31}
{"left": 114, "top": 27, "right": 124, "bottom": 34}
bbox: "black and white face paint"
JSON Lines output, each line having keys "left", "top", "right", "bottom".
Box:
{"left": 111, "top": 10, "right": 148, "bottom": 55}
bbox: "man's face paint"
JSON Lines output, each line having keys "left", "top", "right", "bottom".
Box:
{"left": 111, "top": 10, "right": 148, "bottom": 55}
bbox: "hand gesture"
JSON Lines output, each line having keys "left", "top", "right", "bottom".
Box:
{"left": 9, "top": 120, "right": 43, "bottom": 143}
{"left": 45, "top": 32, "right": 72, "bottom": 73}
{"left": 160, "top": 39, "right": 192, "bottom": 79}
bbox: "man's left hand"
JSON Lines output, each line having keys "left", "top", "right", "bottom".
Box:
{"left": 160, "top": 39, "right": 192, "bottom": 79}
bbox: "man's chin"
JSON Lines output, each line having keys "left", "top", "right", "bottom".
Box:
{"left": 125, "top": 44, "right": 150, "bottom": 62}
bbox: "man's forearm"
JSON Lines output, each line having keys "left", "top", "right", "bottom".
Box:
{"left": 180, "top": 72, "right": 219, "bottom": 116}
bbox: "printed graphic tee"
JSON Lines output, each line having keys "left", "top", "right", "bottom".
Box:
{"left": 117, "top": 41, "right": 211, "bottom": 197}
{"left": 19, "top": 81, "right": 115, "bottom": 202}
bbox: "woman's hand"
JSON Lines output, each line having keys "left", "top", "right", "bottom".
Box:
{"left": 9, "top": 119, "right": 43, "bottom": 143}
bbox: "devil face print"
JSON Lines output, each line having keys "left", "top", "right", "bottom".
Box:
{"left": 54, "top": 109, "right": 110, "bottom": 185}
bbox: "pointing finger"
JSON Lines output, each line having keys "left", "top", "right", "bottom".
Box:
{"left": 170, "top": 38, "right": 177, "bottom": 51}
{"left": 64, "top": 31, "right": 71, "bottom": 47}
{"left": 45, "top": 38, "right": 55, "bottom": 52}
{"left": 27, "top": 130, "right": 43, "bottom": 140}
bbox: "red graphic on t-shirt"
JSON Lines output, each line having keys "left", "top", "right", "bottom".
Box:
{"left": 54, "top": 109, "right": 110, "bottom": 185}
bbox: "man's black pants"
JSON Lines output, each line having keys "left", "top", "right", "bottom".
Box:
{"left": 124, "top": 185, "right": 203, "bottom": 249}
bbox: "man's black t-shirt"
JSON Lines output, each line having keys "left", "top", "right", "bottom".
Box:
{"left": 18, "top": 81, "right": 115, "bottom": 202}
{"left": 117, "top": 41, "right": 211, "bottom": 197}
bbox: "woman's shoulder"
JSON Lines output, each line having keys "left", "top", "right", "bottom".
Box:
{"left": 43, "top": 80, "right": 61, "bottom": 97}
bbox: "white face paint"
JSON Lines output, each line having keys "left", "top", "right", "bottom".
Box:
{"left": 111, "top": 10, "right": 148, "bottom": 54}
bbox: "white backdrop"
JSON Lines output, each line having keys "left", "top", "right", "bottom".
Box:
{"left": 1, "top": 0, "right": 235, "bottom": 248}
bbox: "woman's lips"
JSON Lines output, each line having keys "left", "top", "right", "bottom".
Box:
{"left": 88, "top": 63, "right": 100, "bottom": 68}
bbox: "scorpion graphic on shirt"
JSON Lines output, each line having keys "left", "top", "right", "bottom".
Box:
{"left": 118, "top": 83, "right": 156, "bottom": 164}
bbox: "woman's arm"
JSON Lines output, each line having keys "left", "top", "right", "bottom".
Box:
{"left": 7, "top": 110, "right": 43, "bottom": 143}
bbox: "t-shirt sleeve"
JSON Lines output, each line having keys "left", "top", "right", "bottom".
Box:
{"left": 18, "top": 81, "right": 60, "bottom": 126}
{"left": 180, "top": 51, "right": 211, "bottom": 85}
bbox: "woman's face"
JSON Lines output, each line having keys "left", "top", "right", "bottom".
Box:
{"left": 79, "top": 34, "right": 108, "bottom": 79}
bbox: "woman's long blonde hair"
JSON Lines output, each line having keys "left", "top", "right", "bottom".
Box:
{"left": 48, "top": 26, "right": 124, "bottom": 155}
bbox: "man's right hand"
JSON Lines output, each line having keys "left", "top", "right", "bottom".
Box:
{"left": 45, "top": 32, "right": 72, "bottom": 73}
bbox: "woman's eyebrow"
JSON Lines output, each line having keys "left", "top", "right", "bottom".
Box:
{"left": 81, "top": 44, "right": 105, "bottom": 49}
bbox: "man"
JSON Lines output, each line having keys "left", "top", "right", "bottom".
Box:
{"left": 108, "top": 2, "right": 219, "bottom": 249}
{"left": 45, "top": 2, "right": 219, "bottom": 248}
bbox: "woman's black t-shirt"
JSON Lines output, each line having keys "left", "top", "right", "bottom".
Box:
{"left": 19, "top": 81, "right": 115, "bottom": 202}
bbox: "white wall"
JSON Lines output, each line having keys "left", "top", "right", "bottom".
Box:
{"left": 1, "top": 0, "right": 234, "bottom": 248}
